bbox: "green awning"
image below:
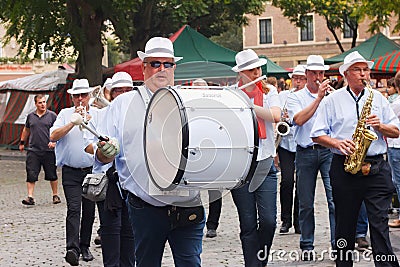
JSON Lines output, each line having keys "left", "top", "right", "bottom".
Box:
{"left": 325, "top": 33, "right": 400, "bottom": 64}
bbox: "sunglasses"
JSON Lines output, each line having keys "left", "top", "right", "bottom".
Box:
{"left": 72, "top": 93, "right": 89, "bottom": 98}
{"left": 144, "top": 61, "right": 175, "bottom": 69}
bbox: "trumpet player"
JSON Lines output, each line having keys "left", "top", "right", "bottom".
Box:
{"left": 50, "top": 78, "right": 99, "bottom": 265}
{"left": 277, "top": 65, "right": 306, "bottom": 235}
{"left": 286, "top": 55, "right": 335, "bottom": 261}
{"left": 311, "top": 51, "right": 400, "bottom": 267}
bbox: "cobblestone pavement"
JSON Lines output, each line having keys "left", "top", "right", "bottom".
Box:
{"left": 0, "top": 149, "right": 399, "bottom": 266}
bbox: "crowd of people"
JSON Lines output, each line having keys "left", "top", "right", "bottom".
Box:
{"left": 18, "top": 36, "right": 400, "bottom": 267}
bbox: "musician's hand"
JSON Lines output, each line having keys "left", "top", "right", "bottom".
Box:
{"left": 48, "top": 142, "right": 56, "bottom": 149}
{"left": 75, "top": 105, "right": 85, "bottom": 115}
{"left": 336, "top": 139, "right": 355, "bottom": 155}
{"left": 97, "top": 137, "right": 120, "bottom": 158}
{"left": 366, "top": 114, "right": 381, "bottom": 131}
{"left": 317, "top": 80, "right": 330, "bottom": 98}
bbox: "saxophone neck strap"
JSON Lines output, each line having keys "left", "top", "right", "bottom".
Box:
{"left": 347, "top": 86, "right": 365, "bottom": 120}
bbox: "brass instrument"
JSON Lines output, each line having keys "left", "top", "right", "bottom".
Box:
{"left": 275, "top": 89, "right": 294, "bottom": 148}
{"left": 77, "top": 101, "right": 89, "bottom": 131}
{"left": 316, "top": 80, "right": 336, "bottom": 95}
{"left": 91, "top": 85, "right": 110, "bottom": 108}
{"left": 344, "top": 80, "right": 378, "bottom": 174}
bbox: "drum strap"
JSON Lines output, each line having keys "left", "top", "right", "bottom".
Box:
{"left": 135, "top": 86, "right": 151, "bottom": 108}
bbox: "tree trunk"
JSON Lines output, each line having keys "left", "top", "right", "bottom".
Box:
{"left": 80, "top": 14, "right": 104, "bottom": 86}
{"left": 325, "top": 18, "right": 344, "bottom": 53}
{"left": 67, "top": 0, "right": 104, "bottom": 86}
{"left": 129, "top": 1, "right": 155, "bottom": 59}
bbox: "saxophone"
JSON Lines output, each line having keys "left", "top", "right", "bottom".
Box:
{"left": 344, "top": 80, "right": 378, "bottom": 174}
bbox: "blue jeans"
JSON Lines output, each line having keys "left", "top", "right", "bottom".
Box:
{"left": 388, "top": 147, "right": 400, "bottom": 218}
{"left": 97, "top": 200, "right": 135, "bottom": 267}
{"left": 126, "top": 194, "right": 205, "bottom": 267}
{"left": 356, "top": 202, "right": 368, "bottom": 238}
{"left": 231, "top": 158, "right": 277, "bottom": 267}
{"left": 295, "top": 147, "right": 335, "bottom": 250}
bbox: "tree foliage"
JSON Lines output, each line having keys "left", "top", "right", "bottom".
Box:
{"left": 358, "top": 0, "right": 400, "bottom": 33}
{"left": 0, "top": 0, "right": 267, "bottom": 84}
{"left": 112, "top": 0, "right": 266, "bottom": 58}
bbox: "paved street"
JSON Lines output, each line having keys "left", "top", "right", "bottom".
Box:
{"left": 0, "top": 148, "right": 399, "bottom": 266}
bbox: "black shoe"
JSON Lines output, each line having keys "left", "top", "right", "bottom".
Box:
{"left": 22, "top": 196, "right": 35, "bottom": 205}
{"left": 279, "top": 223, "right": 291, "bottom": 234}
{"left": 356, "top": 237, "right": 370, "bottom": 249}
{"left": 65, "top": 249, "right": 79, "bottom": 266}
{"left": 301, "top": 250, "right": 315, "bottom": 261}
{"left": 94, "top": 234, "right": 101, "bottom": 245}
{"left": 206, "top": 229, "right": 217, "bottom": 238}
{"left": 294, "top": 226, "right": 301, "bottom": 234}
{"left": 81, "top": 247, "right": 94, "bottom": 262}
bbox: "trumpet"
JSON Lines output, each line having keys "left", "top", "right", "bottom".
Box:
{"left": 78, "top": 101, "right": 88, "bottom": 125}
{"left": 316, "top": 80, "right": 336, "bottom": 95}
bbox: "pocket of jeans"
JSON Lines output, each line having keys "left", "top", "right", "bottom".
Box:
{"left": 127, "top": 194, "right": 145, "bottom": 209}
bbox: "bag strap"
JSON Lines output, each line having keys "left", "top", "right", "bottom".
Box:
{"left": 135, "top": 86, "right": 151, "bottom": 108}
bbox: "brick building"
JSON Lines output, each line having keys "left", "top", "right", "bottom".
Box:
{"left": 243, "top": 3, "right": 400, "bottom": 69}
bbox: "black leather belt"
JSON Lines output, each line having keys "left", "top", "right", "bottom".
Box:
{"left": 298, "top": 144, "right": 326, "bottom": 150}
{"left": 127, "top": 192, "right": 170, "bottom": 209}
{"left": 364, "top": 154, "right": 384, "bottom": 161}
{"left": 63, "top": 165, "right": 92, "bottom": 172}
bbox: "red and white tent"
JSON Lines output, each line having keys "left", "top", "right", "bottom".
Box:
{"left": 0, "top": 69, "right": 73, "bottom": 147}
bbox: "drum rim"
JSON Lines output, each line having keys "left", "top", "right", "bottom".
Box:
{"left": 245, "top": 108, "right": 259, "bottom": 183}
{"left": 143, "top": 86, "right": 189, "bottom": 191}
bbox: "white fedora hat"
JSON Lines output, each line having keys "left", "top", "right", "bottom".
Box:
{"left": 232, "top": 49, "right": 267, "bottom": 72}
{"left": 137, "top": 37, "right": 182, "bottom": 62}
{"left": 103, "top": 78, "right": 113, "bottom": 92}
{"left": 339, "top": 51, "right": 374, "bottom": 76}
{"left": 67, "top": 79, "right": 95, "bottom": 94}
{"left": 305, "top": 55, "right": 330, "bottom": 71}
{"left": 289, "top": 65, "right": 306, "bottom": 78}
{"left": 111, "top": 72, "right": 133, "bottom": 89}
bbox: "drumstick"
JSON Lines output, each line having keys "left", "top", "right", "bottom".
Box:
{"left": 70, "top": 113, "right": 108, "bottom": 141}
{"left": 238, "top": 75, "right": 266, "bottom": 90}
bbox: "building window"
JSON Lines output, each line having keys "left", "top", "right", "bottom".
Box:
{"left": 300, "top": 15, "right": 313, "bottom": 41}
{"left": 343, "top": 17, "right": 354, "bottom": 38}
{"left": 39, "top": 44, "right": 52, "bottom": 61}
{"left": 259, "top": 19, "right": 272, "bottom": 44}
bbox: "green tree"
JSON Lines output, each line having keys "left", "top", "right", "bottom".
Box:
{"left": 358, "top": 0, "right": 400, "bottom": 33}
{"left": 271, "top": 0, "right": 361, "bottom": 52}
{"left": 210, "top": 25, "right": 243, "bottom": 52}
{"left": 0, "top": 0, "right": 134, "bottom": 85}
{"left": 0, "top": 0, "right": 267, "bottom": 84}
{"left": 112, "top": 0, "right": 266, "bottom": 59}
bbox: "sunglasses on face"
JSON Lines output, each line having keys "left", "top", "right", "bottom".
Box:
{"left": 144, "top": 61, "right": 175, "bottom": 69}
{"left": 72, "top": 93, "right": 89, "bottom": 98}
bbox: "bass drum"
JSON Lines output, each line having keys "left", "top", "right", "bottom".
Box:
{"left": 144, "top": 87, "right": 258, "bottom": 190}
